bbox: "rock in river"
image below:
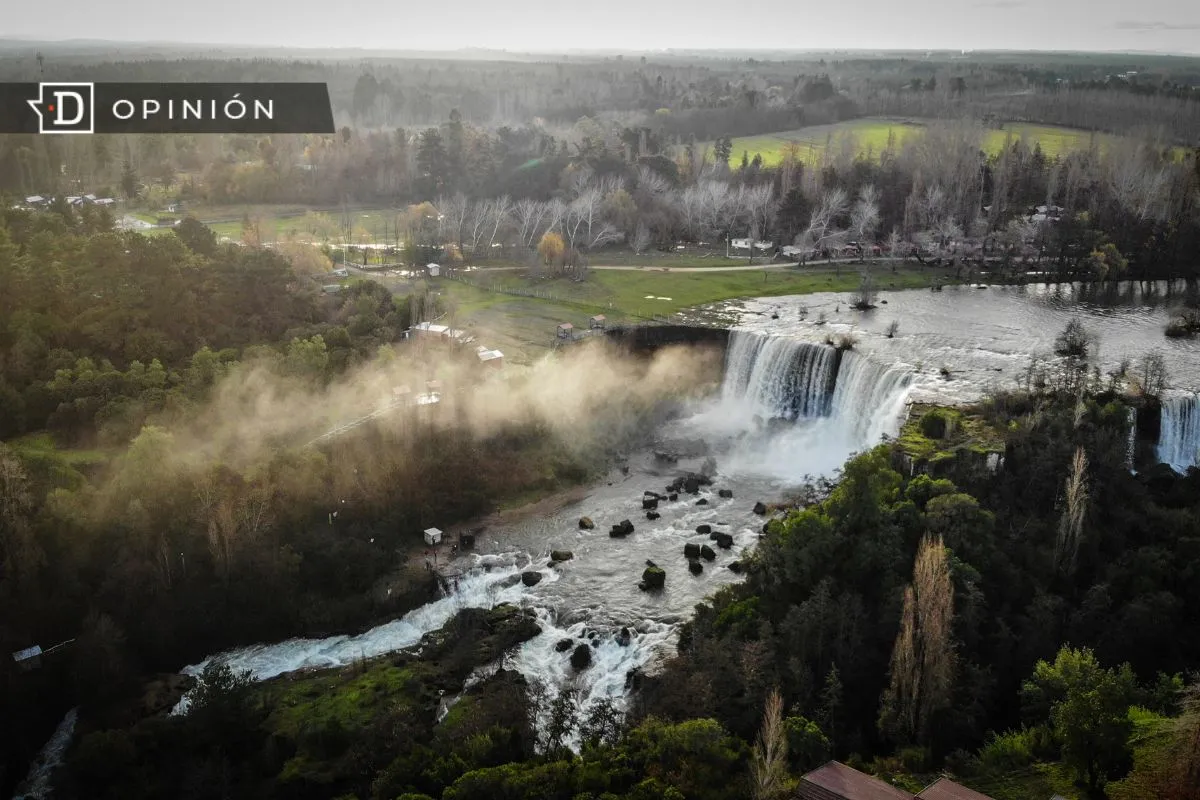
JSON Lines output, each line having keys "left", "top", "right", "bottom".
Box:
{"left": 579, "top": 516, "right": 595, "bottom": 530}
{"left": 639, "top": 565, "right": 666, "bottom": 591}
{"left": 753, "top": 502, "right": 768, "bottom": 515}
{"left": 688, "top": 560, "right": 704, "bottom": 575}
{"left": 684, "top": 542, "right": 701, "bottom": 559}
{"left": 555, "top": 638, "right": 574, "bottom": 652}
{"left": 610, "top": 519, "right": 635, "bottom": 538}
{"left": 571, "top": 643, "right": 592, "bottom": 670}
{"left": 521, "top": 571, "right": 543, "bottom": 587}
{"left": 550, "top": 550, "right": 574, "bottom": 563}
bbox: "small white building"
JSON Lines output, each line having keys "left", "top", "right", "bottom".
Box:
{"left": 426, "top": 263, "right": 441, "bottom": 277}
{"left": 423, "top": 527, "right": 443, "bottom": 546}
{"left": 12, "top": 645, "right": 42, "bottom": 671}
{"left": 476, "top": 346, "right": 504, "bottom": 368}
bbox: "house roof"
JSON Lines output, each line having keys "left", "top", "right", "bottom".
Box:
{"left": 797, "top": 762, "right": 914, "bottom": 800}
{"left": 12, "top": 645, "right": 42, "bottom": 662}
{"left": 423, "top": 528, "right": 442, "bottom": 535}
{"left": 915, "top": 778, "right": 994, "bottom": 800}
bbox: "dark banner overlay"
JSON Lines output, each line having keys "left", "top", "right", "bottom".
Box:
{"left": 0, "top": 83, "right": 334, "bottom": 134}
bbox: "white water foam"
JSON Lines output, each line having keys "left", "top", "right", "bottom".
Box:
{"left": 11, "top": 708, "right": 77, "bottom": 800}
{"left": 1158, "top": 393, "right": 1200, "bottom": 472}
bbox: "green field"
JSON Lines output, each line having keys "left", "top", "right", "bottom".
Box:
{"left": 716, "top": 118, "right": 1121, "bottom": 167}
{"left": 423, "top": 263, "right": 954, "bottom": 362}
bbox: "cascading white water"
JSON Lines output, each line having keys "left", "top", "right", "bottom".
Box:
{"left": 828, "top": 350, "right": 914, "bottom": 447}
{"left": 714, "top": 331, "right": 914, "bottom": 479}
{"left": 1126, "top": 406, "right": 1138, "bottom": 473}
{"left": 1157, "top": 394, "right": 1200, "bottom": 472}
{"left": 721, "top": 331, "right": 837, "bottom": 420}
{"left": 171, "top": 553, "right": 559, "bottom": 713}
{"left": 11, "top": 708, "right": 77, "bottom": 800}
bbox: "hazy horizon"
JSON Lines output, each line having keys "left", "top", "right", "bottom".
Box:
{"left": 7, "top": 0, "right": 1200, "bottom": 57}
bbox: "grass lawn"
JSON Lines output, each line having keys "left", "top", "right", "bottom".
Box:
{"left": 714, "top": 117, "right": 1177, "bottom": 168}
{"left": 5, "top": 431, "right": 113, "bottom": 489}
{"left": 426, "top": 263, "right": 953, "bottom": 361}
{"left": 480, "top": 263, "right": 952, "bottom": 318}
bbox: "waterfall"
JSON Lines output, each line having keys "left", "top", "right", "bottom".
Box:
{"left": 828, "top": 350, "right": 914, "bottom": 446}
{"left": 1157, "top": 394, "right": 1200, "bottom": 472}
{"left": 721, "top": 331, "right": 838, "bottom": 419}
{"left": 1126, "top": 406, "right": 1138, "bottom": 473}
{"left": 11, "top": 708, "right": 77, "bottom": 800}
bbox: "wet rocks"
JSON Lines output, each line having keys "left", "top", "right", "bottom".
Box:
{"left": 642, "top": 496, "right": 659, "bottom": 510}
{"left": 718, "top": 489, "right": 733, "bottom": 499}
{"left": 646, "top": 511, "right": 661, "bottom": 521}
{"left": 550, "top": 550, "right": 574, "bottom": 563}
{"left": 555, "top": 638, "right": 575, "bottom": 652}
{"left": 639, "top": 565, "right": 666, "bottom": 591}
{"left": 571, "top": 643, "right": 593, "bottom": 670}
{"left": 696, "top": 524, "right": 712, "bottom": 535}
{"left": 700, "top": 544, "right": 717, "bottom": 561}
{"left": 684, "top": 542, "right": 701, "bottom": 559}
{"left": 668, "top": 493, "right": 679, "bottom": 502}
{"left": 667, "top": 472, "right": 713, "bottom": 496}
{"left": 695, "top": 498, "right": 708, "bottom": 506}
{"left": 752, "top": 502, "right": 768, "bottom": 515}
{"left": 616, "top": 627, "right": 632, "bottom": 647}
{"left": 579, "top": 517, "right": 595, "bottom": 530}
{"left": 609, "top": 519, "right": 635, "bottom": 538}
{"left": 521, "top": 571, "right": 543, "bottom": 587}
{"left": 713, "top": 532, "right": 734, "bottom": 549}
{"left": 727, "top": 560, "right": 744, "bottom": 574}
{"left": 688, "top": 560, "right": 704, "bottom": 575}
{"left": 684, "top": 477, "right": 701, "bottom": 495}
{"left": 654, "top": 451, "right": 679, "bottom": 463}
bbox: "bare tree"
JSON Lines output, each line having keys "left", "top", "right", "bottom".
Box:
{"left": 880, "top": 533, "right": 956, "bottom": 745}
{"left": 1055, "top": 447, "right": 1089, "bottom": 577}
{"left": 751, "top": 688, "right": 789, "bottom": 800}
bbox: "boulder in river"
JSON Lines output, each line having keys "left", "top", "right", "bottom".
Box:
{"left": 646, "top": 511, "right": 661, "bottom": 521}
{"left": 609, "top": 519, "right": 635, "bottom": 538}
{"left": 668, "top": 493, "right": 679, "bottom": 502}
{"left": 616, "top": 627, "right": 632, "bottom": 647}
{"left": 654, "top": 451, "right": 679, "bottom": 463}
{"left": 684, "top": 477, "right": 700, "bottom": 494}
{"left": 700, "top": 544, "right": 717, "bottom": 561}
{"left": 643, "top": 497, "right": 659, "bottom": 510}
{"left": 579, "top": 517, "right": 595, "bottom": 530}
{"left": 714, "top": 532, "right": 734, "bottom": 549}
{"left": 521, "top": 571, "right": 543, "bottom": 587}
{"left": 718, "top": 489, "right": 733, "bottom": 498}
{"left": 752, "top": 502, "right": 768, "bottom": 515}
{"left": 555, "top": 638, "right": 574, "bottom": 653}
{"left": 550, "top": 550, "right": 574, "bottom": 563}
{"left": 696, "top": 498, "right": 708, "bottom": 506}
{"left": 688, "top": 560, "right": 704, "bottom": 575}
{"left": 696, "top": 524, "right": 712, "bottom": 535}
{"left": 639, "top": 565, "right": 666, "bottom": 591}
{"left": 571, "top": 644, "right": 592, "bottom": 670}
{"left": 684, "top": 542, "right": 701, "bottom": 559}
{"left": 727, "top": 560, "right": 744, "bottom": 574}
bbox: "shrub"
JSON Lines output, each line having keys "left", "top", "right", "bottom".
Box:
{"left": 919, "top": 410, "right": 951, "bottom": 440}
{"left": 1054, "top": 319, "right": 1092, "bottom": 358}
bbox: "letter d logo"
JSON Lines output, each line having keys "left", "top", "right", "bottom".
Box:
{"left": 28, "top": 82, "right": 94, "bottom": 134}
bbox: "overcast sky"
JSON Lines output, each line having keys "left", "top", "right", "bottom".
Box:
{"left": 8, "top": 0, "right": 1200, "bottom": 54}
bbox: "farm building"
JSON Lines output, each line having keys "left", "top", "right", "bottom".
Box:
{"left": 423, "top": 528, "right": 443, "bottom": 546}
{"left": 731, "top": 238, "right": 774, "bottom": 251}
{"left": 556, "top": 322, "right": 574, "bottom": 339}
{"left": 589, "top": 314, "right": 607, "bottom": 330}
{"left": 426, "top": 263, "right": 441, "bottom": 277}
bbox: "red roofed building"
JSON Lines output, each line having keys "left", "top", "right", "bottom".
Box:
{"left": 915, "top": 778, "right": 996, "bottom": 800}
{"left": 795, "top": 763, "right": 998, "bottom": 800}
{"left": 796, "top": 761, "right": 915, "bottom": 800}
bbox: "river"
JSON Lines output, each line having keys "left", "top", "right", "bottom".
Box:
{"left": 21, "top": 280, "right": 1200, "bottom": 792}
